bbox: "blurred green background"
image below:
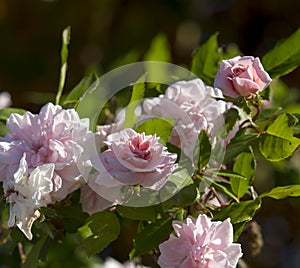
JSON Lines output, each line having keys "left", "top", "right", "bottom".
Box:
{"left": 0, "top": 0, "right": 300, "bottom": 267}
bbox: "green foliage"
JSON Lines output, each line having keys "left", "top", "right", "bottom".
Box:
{"left": 262, "top": 27, "right": 300, "bottom": 78}
{"left": 224, "top": 130, "right": 260, "bottom": 163}
{"left": 0, "top": 108, "right": 26, "bottom": 136}
{"left": 144, "top": 33, "right": 171, "bottom": 62}
{"left": 203, "top": 173, "right": 239, "bottom": 202}
{"left": 259, "top": 113, "right": 300, "bottom": 161}
{"left": 77, "top": 211, "right": 120, "bottom": 256}
{"left": 116, "top": 205, "right": 157, "bottom": 222}
{"left": 0, "top": 107, "right": 26, "bottom": 121}
{"left": 225, "top": 108, "right": 240, "bottom": 133}
{"left": 194, "top": 130, "right": 211, "bottom": 170}
{"left": 260, "top": 185, "right": 300, "bottom": 199}
{"left": 129, "top": 216, "right": 173, "bottom": 259}
{"left": 191, "top": 33, "right": 220, "bottom": 85}
{"left": 123, "top": 75, "right": 146, "bottom": 128}
{"left": 161, "top": 182, "right": 200, "bottom": 212}
{"left": 213, "top": 199, "right": 262, "bottom": 224}
{"left": 56, "top": 204, "right": 88, "bottom": 233}
{"left": 63, "top": 74, "right": 94, "bottom": 108}
{"left": 23, "top": 235, "right": 47, "bottom": 268}
{"left": 56, "top": 26, "right": 71, "bottom": 105}
{"left": 135, "top": 117, "right": 175, "bottom": 145}
{"left": 232, "top": 150, "right": 256, "bottom": 198}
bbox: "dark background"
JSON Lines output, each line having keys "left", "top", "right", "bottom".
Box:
{"left": 0, "top": 0, "right": 300, "bottom": 267}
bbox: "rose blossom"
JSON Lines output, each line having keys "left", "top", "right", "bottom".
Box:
{"left": 214, "top": 56, "right": 272, "bottom": 98}
{"left": 91, "top": 128, "right": 177, "bottom": 193}
{"left": 0, "top": 102, "right": 96, "bottom": 202}
{"left": 158, "top": 214, "right": 242, "bottom": 268}
{"left": 4, "top": 154, "right": 54, "bottom": 240}
{"left": 143, "top": 78, "right": 227, "bottom": 158}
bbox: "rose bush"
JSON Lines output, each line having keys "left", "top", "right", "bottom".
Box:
{"left": 1, "top": 26, "right": 300, "bottom": 268}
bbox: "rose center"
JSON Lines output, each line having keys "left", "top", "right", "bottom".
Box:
{"left": 232, "top": 64, "right": 247, "bottom": 76}
{"left": 190, "top": 245, "right": 214, "bottom": 266}
{"left": 128, "top": 135, "right": 151, "bottom": 160}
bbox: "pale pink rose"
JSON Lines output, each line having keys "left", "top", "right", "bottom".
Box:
{"left": 214, "top": 56, "right": 272, "bottom": 98}
{"left": 143, "top": 79, "right": 227, "bottom": 158}
{"left": 4, "top": 154, "right": 54, "bottom": 240}
{"left": 92, "top": 128, "right": 177, "bottom": 191}
{"left": 97, "top": 122, "right": 122, "bottom": 148}
{"left": 158, "top": 214, "right": 242, "bottom": 268}
{"left": 0, "top": 103, "right": 95, "bottom": 202}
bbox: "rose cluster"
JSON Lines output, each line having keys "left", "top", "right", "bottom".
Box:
{"left": 0, "top": 55, "right": 271, "bottom": 267}
{"left": 0, "top": 103, "right": 96, "bottom": 239}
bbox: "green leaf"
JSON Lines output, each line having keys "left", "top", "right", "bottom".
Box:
{"left": 135, "top": 117, "right": 175, "bottom": 145}
{"left": 162, "top": 167, "right": 194, "bottom": 194}
{"left": 260, "top": 185, "right": 300, "bottom": 199}
{"left": 77, "top": 211, "right": 120, "bottom": 256}
{"left": 0, "top": 108, "right": 26, "bottom": 121}
{"left": 161, "top": 182, "right": 200, "bottom": 212}
{"left": 143, "top": 34, "right": 172, "bottom": 86}
{"left": 224, "top": 130, "right": 260, "bottom": 163}
{"left": 63, "top": 75, "right": 94, "bottom": 108}
{"left": 144, "top": 33, "right": 171, "bottom": 62}
{"left": 0, "top": 108, "right": 26, "bottom": 136}
{"left": 293, "top": 113, "right": 300, "bottom": 134}
{"left": 233, "top": 222, "right": 247, "bottom": 242}
{"left": 262, "top": 27, "right": 300, "bottom": 78}
{"left": 0, "top": 121, "right": 8, "bottom": 136}
{"left": 207, "top": 169, "right": 248, "bottom": 181}
{"left": 255, "top": 107, "right": 284, "bottom": 131}
{"left": 232, "top": 150, "right": 256, "bottom": 198}
{"left": 56, "top": 26, "right": 71, "bottom": 105}
{"left": 56, "top": 204, "right": 88, "bottom": 233}
{"left": 116, "top": 206, "right": 157, "bottom": 222}
{"left": 191, "top": 33, "right": 221, "bottom": 85}
{"left": 225, "top": 108, "right": 240, "bottom": 133}
{"left": 221, "top": 42, "right": 243, "bottom": 60}
{"left": 213, "top": 199, "right": 262, "bottom": 224}
{"left": 123, "top": 74, "right": 146, "bottom": 128}
{"left": 194, "top": 130, "right": 211, "bottom": 170}
{"left": 130, "top": 216, "right": 173, "bottom": 259}
{"left": 22, "top": 235, "right": 47, "bottom": 268}
{"left": 203, "top": 175, "right": 239, "bottom": 202}
{"left": 259, "top": 113, "right": 300, "bottom": 161}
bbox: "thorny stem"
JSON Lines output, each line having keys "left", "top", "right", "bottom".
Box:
{"left": 252, "top": 103, "right": 261, "bottom": 122}
{"left": 18, "top": 242, "right": 26, "bottom": 264}
{"left": 211, "top": 187, "right": 225, "bottom": 205}
{"left": 239, "top": 119, "right": 264, "bottom": 135}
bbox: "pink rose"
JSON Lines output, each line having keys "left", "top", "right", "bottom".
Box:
{"left": 0, "top": 103, "right": 96, "bottom": 202}
{"left": 91, "top": 128, "right": 177, "bottom": 191}
{"left": 143, "top": 79, "right": 227, "bottom": 158}
{"left": 4, "top": 153, "right": 54, "bottom": 240}
{"left": 158, "top": 214, "right": 242, "bottom": 268}
{"left": 214, "top": 56, "right": 272, "bottom": 98}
